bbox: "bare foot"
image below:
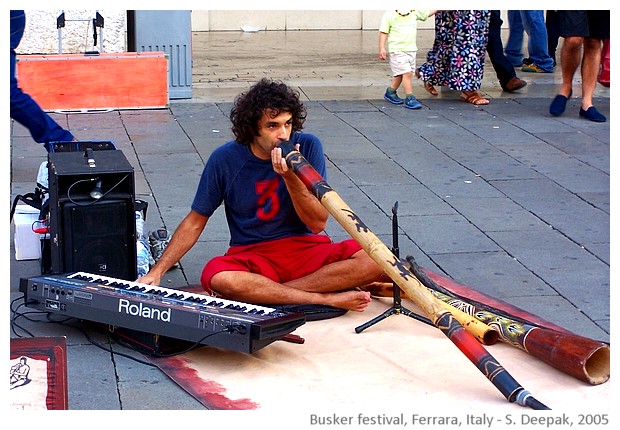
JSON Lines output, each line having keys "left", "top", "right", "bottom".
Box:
{"left": 324, "top": 290, "right": 372, "bottom": 312}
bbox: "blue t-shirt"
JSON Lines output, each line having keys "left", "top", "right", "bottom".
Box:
{"left": 191, "top": 132, "right": 327, "bottom": 246}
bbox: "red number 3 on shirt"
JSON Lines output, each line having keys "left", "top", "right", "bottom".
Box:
{"left": 256, "top": 178, "right": 280, "bottom": 220}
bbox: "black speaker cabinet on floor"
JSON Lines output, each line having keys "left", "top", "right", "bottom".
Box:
{"left": 47, "top": 149, "right": 137, "bottom": 280}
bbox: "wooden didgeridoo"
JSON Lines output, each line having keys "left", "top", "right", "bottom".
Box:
{"left": 279, "top": 141, "right": 549, "bottom": 409}
{"left": 405, "top": 257, "right": 610, "bottom": 386}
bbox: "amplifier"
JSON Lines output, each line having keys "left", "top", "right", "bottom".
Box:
{"left": 47, "top": 149, "right": 137, "bottom": 280}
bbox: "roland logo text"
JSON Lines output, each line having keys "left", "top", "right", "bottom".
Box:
{"left": 118, "top": 299, "right": 171, "bottom": 322}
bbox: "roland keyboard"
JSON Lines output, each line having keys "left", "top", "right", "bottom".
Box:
{"left": 19, "top": 271, "right": 306, "bottom": 353}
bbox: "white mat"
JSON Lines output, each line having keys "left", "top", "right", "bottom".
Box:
{"left": 149, "top": 296, "right": 609, "bottom": 415}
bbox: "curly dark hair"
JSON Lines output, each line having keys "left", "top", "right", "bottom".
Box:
{"left": 230, "top": 78, "right": 307, "bottom": 145}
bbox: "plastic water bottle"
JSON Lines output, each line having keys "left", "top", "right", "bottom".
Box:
{"left": 136, "top": 240, "right": 151, "bottom": 278}
{"left": 135, "top": 210, "right": 146, "bottom": 240}
{"left": 36, "top": 161, "right": 49, "bottom": 206}
{"left": 135, "top": 211, "right": 150, "bottom": 277}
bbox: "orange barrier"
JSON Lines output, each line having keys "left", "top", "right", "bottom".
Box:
{"left": 17, "top": 52, "right": 169, "bottom": 111}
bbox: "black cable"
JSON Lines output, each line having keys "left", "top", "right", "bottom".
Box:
{"left": 66, "top": 174, "right": 130, "bottom": 206}
{"left": 146, "top": 329, "right": 231, "bottom": 358}
{"left": 10, "top": 297, "right": 73, "bottom": 337}
{"left": 10, "top": 297, "right": 37, "bottom": 337}
{"left": 10, "top": 302, "right": 158, "bottom": 367}
{"left": 10, "top": 295, "right": 153, "bottom": 366}
{"left": 10, "top": 294, "right": 230, "bottom": 366}
{"left": 77, "top": 326, "right": 157, "bottom": 367}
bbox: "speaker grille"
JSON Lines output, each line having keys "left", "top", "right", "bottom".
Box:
{"left": 61, "top": 199, "right": 136, "bottom": 280}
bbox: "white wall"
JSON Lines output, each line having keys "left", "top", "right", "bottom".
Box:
{"left": 189, "top": 10, "right": 435, "bottom": 31}
{"left": 18, "top": 10, "right": 505, "bottom": 54}
{"left": 18, "top": 10, "right": 440, "bottom": 54}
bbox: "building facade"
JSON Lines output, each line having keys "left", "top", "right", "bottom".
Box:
{"left": 18, "top": 10, "right": 440, "bottom": 54}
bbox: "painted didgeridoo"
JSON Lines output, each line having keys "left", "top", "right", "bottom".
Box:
{"left": 278, "top": 141, "right": 549, "bottom": 410}
{"left": 405, "top": 256, "right": 610, "bottom": 385}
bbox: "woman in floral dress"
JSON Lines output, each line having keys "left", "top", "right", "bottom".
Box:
{"left": 417, "top": 10, "right": 491, "bottom": 105}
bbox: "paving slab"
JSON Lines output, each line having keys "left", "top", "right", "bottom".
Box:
{"left": 8, "top": 29, "right": 610, "bottom": 411}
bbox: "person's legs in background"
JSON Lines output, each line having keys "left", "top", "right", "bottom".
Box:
{"left": 578, "top": 12, "right": 608, "bottom": 122}
{"left": 579, "top": 37, "right": 602, "bottom": 112}
{"left": 519, "top": 10, "right": 555, "bottom": 73}
{"left": 545, "top": 10, "right": 561, "bottom": 67}
{"left": 550, "top": 10, "right": 607, "bottom": 122}
{"left": 487, "top": 10, "right": 526, "bottom": 92}
{"left": 10, "top": 10, "right": 74, "bottom": 149}
{"left": 505, "top": 11, "right": 525, "bottom": 67}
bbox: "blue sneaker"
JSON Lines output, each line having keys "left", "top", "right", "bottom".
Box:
{"left": 384, "top": 89, "right": 404, "bottom": 104}
{"left": 404, "top": 95, "right": 422, "bottom": 110}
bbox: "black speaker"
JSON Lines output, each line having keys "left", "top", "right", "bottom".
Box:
{"left": 61, "top": 199, "right": 134, "bottom": 280}
{"left": 47, "top": 149, "right": 137, "bottom": 280}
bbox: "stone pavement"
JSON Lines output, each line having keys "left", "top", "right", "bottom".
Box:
{"left": 8, "top": 29, "right": 610, "bottom": 410}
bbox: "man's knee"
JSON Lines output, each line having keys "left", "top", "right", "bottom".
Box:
{"left": 563, "top": 36, "right": 584, "bottom": 51}
{"left": 208, "top": 271, "right": 239, "bottom": 295}
{"left": 352, "top": 250, "right": 384, "bottom": 278}
{"left": 583, "top": 38, "right": 602, "bottom": 53}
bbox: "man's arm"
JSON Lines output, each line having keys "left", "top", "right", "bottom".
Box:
{"left": 137, "top": 210, "right": 209, "bottom": 285}
{"left": 282, "top": 169, "right": 329, "bottom": 233}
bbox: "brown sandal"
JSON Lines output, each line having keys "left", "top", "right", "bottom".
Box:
{"left": 416, "top": 68, "right": 438, "bottom": 96}
{"left": 460, "top": 91, "right": 489, "bottom": 105}
{"left": 424, "top": 82, "right": 438, "bottom": 96}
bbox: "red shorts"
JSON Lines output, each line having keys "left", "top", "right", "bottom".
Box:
{"left": 200, "top": 235, "right": 362, "bottom": 293}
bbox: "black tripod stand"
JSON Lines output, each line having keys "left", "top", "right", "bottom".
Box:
{"left": 355, "top": 202, "right": 432, "bottom": 333}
